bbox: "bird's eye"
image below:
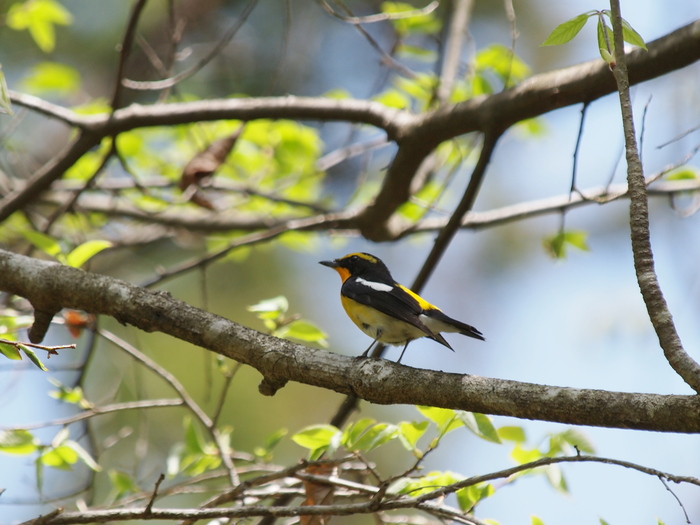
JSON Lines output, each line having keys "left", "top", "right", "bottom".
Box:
{"left": 350, "top": 255, "right": 358, "bottom": 261}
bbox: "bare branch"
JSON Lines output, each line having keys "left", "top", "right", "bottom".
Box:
{"left": 608, "top": 1, "right": 700, "bottom": 392}
{"left": 2, "top": 249, "right": 700, "bottom": 433}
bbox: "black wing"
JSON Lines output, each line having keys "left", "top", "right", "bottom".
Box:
{"left": 341, "top": 278, "right": 437, "bottom": 340}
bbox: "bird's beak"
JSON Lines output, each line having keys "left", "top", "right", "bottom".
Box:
{"left": 319, "top": 259, "right": 338, "bottom": 268}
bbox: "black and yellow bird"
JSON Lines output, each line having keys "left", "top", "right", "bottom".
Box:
{"left": 320, "top": 252, "right": 484, "bottom": 363}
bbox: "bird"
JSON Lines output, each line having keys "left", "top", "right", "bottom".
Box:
{"left": 319, "top": 252, "right": 484, "bottom": 363}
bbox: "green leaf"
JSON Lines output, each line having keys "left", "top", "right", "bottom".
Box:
{"left": 254, "top": 428, "right": 288, "bottom": 460}
{"left": 541, "top": 13, "right": 591, "bottom": 46}
{"left": 247, "top": 296, "right": 289, "bottom": 319}
{"left": 65, "top": 440, "right": 101, "bottom": 471}
{"left": 599, "top": 519, "right": 610, "bottom": 525}
{"left": 532, "top": 516, "right": 546, "bottom": 525}
{"left": 20, "top": 62, "right": 81, "bottom": 96}
{"left": 456, "top": 482, "right": 495, "bottom": 511}
{"left": 20, "top": 345, "right": 49, "bottom": 371}
{"left": 392, "top": 471, "right": 462, "bottom": 497}
{"left": 183, "top": 416, "right": 206, "bottom": 455}
{"left": 348, "top": 423, "right": 398, "bottom": 453}
{"left": 65, "top": 239, "right": 112, "bottom": 268}
{"left": 40, "top": 445, "right": 79, "bottom": 470}
{"left": 511, "top": 445, "right": 543, "bottom": 465}
{"left": 276, "top": 320, "right": 328, "bottom": 348}
{"left": 109, "top": 469, "right": 139, "bottom": 499}
{"left": 381, "top": 1, "right": 442, "bottom": 36}
{"left": 398, "top": 420, "right": 429, "bottom": 451}
{"left": 291, "top": 425, "right": 340, "bottom": 450}
{"left": 459, "top": 412, "right": 501, "bottom": 443}
{"left": 20, "top": 229, "right": 63, "bottom": 259}
{"left": 543, "top": 230, "right": 590, "bottom": 259}
{"left": 0, "top": 429, "right": 38, "bottom": 455}
{"left": 343, "top": 418, "right": 376, "bottom": 448}
{"left": 6, "top": 0, "right": 73, "bottom": 52}
{"left": 49, "top": 378, "right": 90, "bottom": 407}
{"left": 620, "top": 18, "right": 647, "bottom": 50}
{"left": 665, "top": 167, "right": 698, "bottom": 180}
{"left": 0, "top": 342, "right": 22, "bottom": 361}
{"left": 416, "top": 406, "right": 463, "bottom": 435}
{"left": 597, "top": 18, "right": 615, "bottom": 60}
{"left": 498, "top": 425, "right": 526, "bottom": 443}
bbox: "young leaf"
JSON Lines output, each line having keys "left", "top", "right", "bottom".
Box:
{"left": 20, "top": 345, "right": 49, "bottom": 371}
{"left": 0, "top": 342, "right": 22, "bottom": 361}
{"left": 109, "top": 469, "right": 139, "bottom": 499}
{"left": 398, "top": 420, "right": 429, "bottom": 451}
{"left": 276, "top": 320, "right": 329, "bottom": 348}
{"left": 456, "top": 483, "right": 495, "bottom": 512}
{"left": 498, "top": 425, "right": 526, "bottom": 443}
{"left": 291, "top": 425, "right": 340, "bottom": 450}
{"left": 416, "top": 406, "right": 463, "bottom": 435}
{"left": 65, "top": 440, "right": 101, "bottom": 471}
{"left": 348, "top": 423, "right": 398, "bottom": 453}
{"left": 597, "top": 18, "right": 615, "bottom": 61}
{"left": 0, "top": 429, "right": 38, "bottom": 455}
{"left": 541, "top": 13, "right": 591, "bottom": 46}
{"left": 66, "top": 240, "right": 112, "bottom": 268}
{"left": 247, "top": 296, "right": 289, "bottom": 319}
{"left": 40, "top": 445, "right": 79, "bottom": 470}
{"left": 459, "top": 412, "right": 501, "bottom": 444}
{"left": 6, "top": 0, "right": 73, "bottom": 53}
{"left": 20, "top": 62, "right": 81, "bottom": 96}
{"left": 20, "top": 230, "right": 63, "bottom": 259}
{"left": 620, "top": 18, "right": 647, "bottom": 50}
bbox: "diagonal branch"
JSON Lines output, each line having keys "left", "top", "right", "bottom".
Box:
{"left": 1, "top": 249, "right": 700, "bottom": 433}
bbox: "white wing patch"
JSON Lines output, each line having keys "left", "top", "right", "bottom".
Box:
{"left": 356, "top": 277, "right": 393, "bottom": 292}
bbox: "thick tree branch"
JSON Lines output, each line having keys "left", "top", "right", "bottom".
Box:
{"left": 4, "top": 20, "right": 698, "bottom": 236}
{"left": 608, "top": 3, "right": 700, "bottom": 392}
{"left": 2, "top": 249, "right": 700, "bottom": 433}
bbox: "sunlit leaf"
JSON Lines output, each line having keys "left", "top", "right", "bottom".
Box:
{"left": 347, "top": 423, "right": 398, "bottom": 453}
{"left": 665, "top": 167, "right": 698, "bottom": 181}
{"left": 511, "top": 445, "right": 543, "bottom": 465}
{"left": 0, "top": 429, "right": 38, "bottom": 455}
{"left": 498, "top": 425, "right": 526, "bottom": 443}
{"left": 620, "top": 18, "right": 647, "bottom": 50}
{"left": 459, "top": 412, "right": 501, "bottom": 443}
{"left": 541, "top": 13, "right": 592, "bottom": 46}
{"left": 247, "top": 296, "right": 289, "bottom": 319}
{"left": 532, "top": 516, "right": 546, "bottom": 525}
{"left": 65, "top": 440, "right": 101, "bottom": 471}
{"left": 40, "top": 445, "right": 78, "bottom": 470}
{"left": 20, "top": 345, "right": 49, "bottom": 371}
{"left": 543, "top": 230, "right": 590, "bottom": 259}
{"left": 276, "top": 320, "right": 328, "bottom": 347}
{"left": 398, "top": 420, "right": 429, "bottom": 451}
{"left": 6, "top": 0, "right": 73, "bottom": 52}
{"left": 0, "top": 342, "right": 22, "bottom": 361}
{"left": 20, "top": 229, "right": 63, "bottom": 258}
{"left": 66, "top": 240, "right": 112, "bottom": 268}
{"left": 417, "top": 406, "right": 463, "bottom": 435}
{"left": 382, "top": 1, "right": 441, "bottom": 35}
{"left": 291, "top": 425, "right": 340, "bottom": 450}
{"left": 456, "top": 482, "right": 495, "bottom": 511}
{"left": 20, "top": 62, "right": 81, "bottom": 96}
{"left": 109, "top": 469, "right": 139, "bottom": 499}
{"left": 597, "top": 18, "right": 615, "bottom": 61}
